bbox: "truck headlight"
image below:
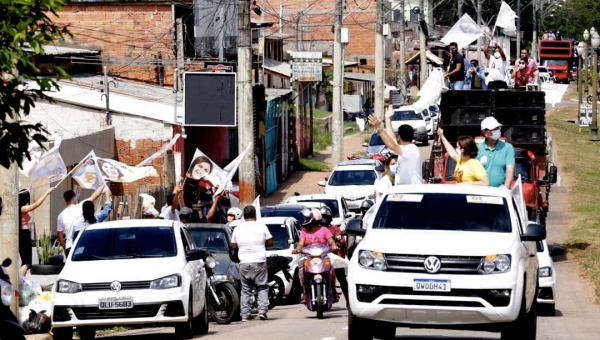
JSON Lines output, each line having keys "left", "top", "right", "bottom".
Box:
{"left": 150, "top": 274, "right": 181, "bottom": 289}
{"left": 478, "top": 254, "right": 511, "bottom": 274}
{"left": 539, "top": 266, "right": 552, "bottom": 277}
{"left": 0, "top": 280, "right": 14, "bottom": 306}
{"left": 56, "top": 280, "right": 82, "bottom": 294}
{"left": 358, "top": 250, "right": 387, "bottom": 270}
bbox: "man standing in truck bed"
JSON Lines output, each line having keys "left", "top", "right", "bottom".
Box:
{"left": 477, "top": 117, "right": 515, "bottom": 188}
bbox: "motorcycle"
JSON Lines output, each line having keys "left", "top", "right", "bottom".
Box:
{"left": 205, "top": 254, "right": 240, "bottom": 324}
{"left": 0, "top": 258, "right": 27, "bottom": 340}
{"left": 248, "top": 255, "right": 292, "bottom": 312}
{"left": 300, "top": 244, "right": 335, "bottom": 319}
{"left": 587, "top": 89, "right": 600, "bottom": 104}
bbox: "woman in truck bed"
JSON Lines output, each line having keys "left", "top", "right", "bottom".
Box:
{"left": 438, "top": 129, "right": 489, "bottom": 186}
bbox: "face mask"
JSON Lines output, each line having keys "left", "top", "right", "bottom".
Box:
{"left": 519, "top": 64, "right": 526, "bottom": 70}
{"left": 451, "top": 49, "right": 457, "bottom": 55}
{"left": 490, "top": 130, "right": 501, "bottom": 140}
{"left": 493, "top": 51, "right": 501, "bottom": 59}
{"left": 389, "top": 164, "right": 398, "bottom": 175}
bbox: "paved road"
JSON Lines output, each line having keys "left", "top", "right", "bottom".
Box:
{"left": 105, "top": 112, "right": 600, "bottom": 340}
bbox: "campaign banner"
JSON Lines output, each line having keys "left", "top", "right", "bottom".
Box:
{"left": 215, "top": 144, "right": 252, "bottom": 196}
{"left": 186, "top": 149, "right": 228, "bottom": 186}
{"left": 70, "top": 151, "right": 105, "bottom": 189}
{"left": 29, "top": 139, "right": 67, "bottom": 189}
{"left": 136, "top": 134, "right": 180, "bottom": 167}
{"left": 95, "top": 157, "right": 158, "bottom": 183}
{"left": 20, "top": 141, "right": 46, "bottom": 178}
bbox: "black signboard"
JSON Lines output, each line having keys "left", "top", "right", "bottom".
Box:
{"left": 183, "top": 72, "right": 237, "bottom": 126}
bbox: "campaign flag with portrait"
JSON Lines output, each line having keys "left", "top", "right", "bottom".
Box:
{"left": 70, "top": 151, "right": 105, "bottom": 189}
{"left": 94, "top": 157, "right": 158, "bottom": 183}
{"left": 29, "top": 139, "right": 67, "bottom": 189}
{"left": 215, "top": 144, "right": 252, "bottom": 196}
{"left": 19, "top": 141, "right": 47, "bottom": 178}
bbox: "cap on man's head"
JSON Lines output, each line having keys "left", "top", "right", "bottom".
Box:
{"left": 481, "top": 117, "right": 502, "bottom": 131}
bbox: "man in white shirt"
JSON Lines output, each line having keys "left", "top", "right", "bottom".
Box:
{"left": 483, "top": 41, "right": 508, "bottom": 89}
{"left": 57, "top": 183, "right": 106, "bottom": 257}
{"left": 231, "top": 205, "right": 273, "bottom": 321}
{"left": 159, "top": 177, "right": 183, "bottom": 221}
{"left": 368, "top": 105, "right": 423, "bottom": 185}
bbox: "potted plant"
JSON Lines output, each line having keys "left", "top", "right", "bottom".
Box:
{"left": 30, "top": 232, "right": 64, "bottom": 275}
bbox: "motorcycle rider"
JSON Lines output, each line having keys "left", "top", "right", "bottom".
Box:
{"left": 292, "top": 208, "right": 340, "bottom": 302}
{"left": 319, "top": 206, "right": 349, "bottom": 307}
{"left": 347, "top": 200, "right": 375, "bottom": 260}
{"left": 226, "top": 207, "right": 243, "bottom": 228}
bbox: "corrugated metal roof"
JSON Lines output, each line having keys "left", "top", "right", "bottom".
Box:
{"left": 344, "top": 72, "right": 375, "bottom": 82}
{"left": 263, "top": 58, "right": 292, "bottom": 77}
{"left": 266, "top": 88, "right": 292, "bottom": 99}
{"left": 24, "top": 44, "right": 100, "bottom": 56}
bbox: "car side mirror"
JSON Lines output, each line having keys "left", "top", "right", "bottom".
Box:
{"left": 548, "top": 165, "right": 558, "bottom": 184}
{"left": 345, "top": 212, "right": 356, "bottom": 219}
{"left": 549, "top": 245, "right": 565, "bottom": 257}
{"left": 186, "top": 248, "right": 208, "bottom": 262}
{"left": 421, "top": 159, "right": 431, "bottom": 180}
{"left": 425, "top": 117, "right": 431, "bottom": 122}
{"left": 521, "top": 222, "right": 546, "bottom": 241}
{"left": 362, "top": 142, "right": 368, "bottom": 147}
{"left": 318, "top": 180, "right": 326, "bottom": 187}
{"left": 346, "top": 219, "right": 366, "bottom": 236}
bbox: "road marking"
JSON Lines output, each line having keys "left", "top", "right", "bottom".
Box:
{"left": 321, "top": 338, "right": 336, "bottom": 340}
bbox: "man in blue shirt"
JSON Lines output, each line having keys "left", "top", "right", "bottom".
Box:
{"left": 477, "top": 117, "right": 515, "bottom": 188}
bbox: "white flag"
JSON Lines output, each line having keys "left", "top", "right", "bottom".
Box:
{"left": 20, "top": 141, "right": 47, "bottom": 177}
{"left": 70, "top": 151, "right": 105, "bottom": 190}
{"left": 495, "top": 1, "right": 518, "bottom": 32}
{"left": 136, "top": 134, "right": 180, "bottom": 167}
{"left": 441, "top": 14, "right": 484, "bottom": 50}
{"left": 29, "top": 139, "right": 67, "bottom": 189}
{"left": 253, "top": 195, "right": 261, "bottom": 221}
{"left": 215, "top": 144, "right": 253, "bottom": 196}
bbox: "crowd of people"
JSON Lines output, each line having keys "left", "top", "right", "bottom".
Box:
{"left": 443, "top": 41, "right": 540, "bottom": 90}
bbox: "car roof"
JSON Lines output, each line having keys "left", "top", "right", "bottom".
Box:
{"left": 262, "top": 204, "right": 306, "bottom": 211}
{"left": 386, "top": 184, "right": 512, "bottom": 199}
{"left": 287, "top": 194, "right": 340, "bottom": 201}
{"left": 260, "top": 216, "right": 293, "bottom": 224}
{"left": 85, "top": 219, "right": 178, "bottom": 230}
{"left": 338, "top": 159, "right": 378, "bottom": 166}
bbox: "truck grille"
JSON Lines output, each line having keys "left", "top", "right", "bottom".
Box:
{"left": 81, "top": 281, "right": 151, "bottom": 291}
{"left": 71, "top": 303, "right": 161, "bottom": 320}
{"left": 384, "top": 254, "right": 482, "bottom": 274}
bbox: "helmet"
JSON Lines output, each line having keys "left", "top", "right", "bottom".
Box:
{"left": 360, "top": 199, "right": 374, "bottom": 215}
{"left": 300, "top": 207, "right": 322, "bottom": 229}
{"left": 227, "top": 207, "right": 243, "bottom": 220}
{"left": 319, "top": 206, "right": 333, "bottom": 226}
{"left": 179, "top": 207, "right": 194, "bottom": 221}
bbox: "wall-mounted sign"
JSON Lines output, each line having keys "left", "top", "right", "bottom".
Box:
{"left": 292, "top": 51, "right": 323, "bottom": 82}
{"left": 183, "top": 72, "right": 237, "bottom": 126}
{"left": 204, "top": 61, "right": 237, "bottom": 73}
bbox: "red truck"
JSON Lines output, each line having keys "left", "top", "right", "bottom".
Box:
{"left": 539, "top": 39, "right": 573, "bottom": 84}
{"left": 422, "top": 90, "right": 558, "bottom": 226}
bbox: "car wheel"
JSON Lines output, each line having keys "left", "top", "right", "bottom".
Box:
{"left": 348, "top": 310, "right": 374, "bottom": 340}
{"left": 269, "top": 275, "right": 286, "bottom": 309}
{"left": 290, "top": 270, "right": 302, "bottom": 303}
{"left": 175, "top": 294, "right": 195, "bottom": 339}
{"left": 194, "top": 295, "right": 210, "bottom": 335}
{"left": 501, "top": 280, "right": 537, "bottom": 340}
{"left": 77, "top": 327, "right": 95, "bottom": 340}
{"left": 422, "top": 137, "right": 429, "bottom": 146}
{"left": 374, "top": 325, "right": 396, "bottom": 340}
{"left": 53, "top": 327, "right": 74, "bottom": 340}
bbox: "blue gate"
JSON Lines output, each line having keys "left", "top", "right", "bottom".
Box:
{"left": 265, "top": 97, "right": 281, "bottom": 195}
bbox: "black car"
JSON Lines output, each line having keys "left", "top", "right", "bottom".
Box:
{"left": 261, "top": 203, "right": 324, "bottom": 225}
{"left": 188, "top": 224, "right": 241, "bottom": 295}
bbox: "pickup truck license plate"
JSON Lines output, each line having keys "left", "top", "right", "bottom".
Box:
{"left": 413, "top": 279, "right": 451, "bottom": 292}
{"left": 99, "top": 297, "right": 134, "bottom": 310}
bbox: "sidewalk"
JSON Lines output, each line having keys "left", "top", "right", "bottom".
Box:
{"left": 263, "top": 132, "right": 368, "bottom": 206}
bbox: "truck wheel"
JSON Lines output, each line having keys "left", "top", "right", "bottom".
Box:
{"left": 348, "top": 311, "right": 374, "bottom": 340}
{"left": 501, "top": 283, "right": 537, "bottom": 340}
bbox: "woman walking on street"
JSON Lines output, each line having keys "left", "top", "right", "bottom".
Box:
{"left": 19, "top": 187, "right": 55, "bottom": 275}
{"left": 438, "top": 129, "right": 489, "bottom": 186}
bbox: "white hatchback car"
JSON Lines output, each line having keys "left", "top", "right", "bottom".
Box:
{"left": 51, "top": 220, "right": 210, "bottom": 340}
{"left": 285, "top": 193, "right": 355, "bottom": 229}
{"left": 346, "top": 183, "right": 545, "bottom": 340}
{"left": 318, "top": 159, "right": 380, "bottom": 212}
{"left": 389, "top": 106, "right": 429, "bottom": 145}
{"left": 537, "top": 240, "right": 564, "bottom": 315}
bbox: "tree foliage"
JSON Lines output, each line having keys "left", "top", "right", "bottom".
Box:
{"left": 542, "top": 0, "right": 600, "bottom": 40}
{"left": 0, "top": 0, "right": 71, "bottom": 169}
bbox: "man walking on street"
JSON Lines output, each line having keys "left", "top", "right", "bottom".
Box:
{"left": 477, "top": 117, "right": 515, "bottom": 188}
{"left": 368, "top": 105, "right": 423, "bottom": 185}
{"left": 231, "top": 205, "right": 273, "bottom": 321}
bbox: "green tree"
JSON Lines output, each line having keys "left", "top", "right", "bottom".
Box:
{"left": 0, "top": 0, "right": 71, "bottom": 169}
{"left": 542, "top": 0, "right": 600, "bottom": 40}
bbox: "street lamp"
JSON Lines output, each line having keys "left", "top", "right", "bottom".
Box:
{"left": 577, "top": 42, "right": 585, "bottom": 107}
{"left": 583, "top": 30, "right": 590, "bottom": 93}
{"left": 588, "top": 31, "right": 599, "bottom": 141}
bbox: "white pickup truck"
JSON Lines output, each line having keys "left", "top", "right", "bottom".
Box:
{"left": 346, "top": 182, "right": 546, "bottom": 340}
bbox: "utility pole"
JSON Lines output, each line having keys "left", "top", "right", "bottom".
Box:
{"left": 419, "top": 1, "right": 427, "bottom": 88}
{"left": 295, "top": 15, "right": 300, "bottom": 51}
{"left": 176, "top": 18, "right": 184, "bottom": 92}
{"left": 173, "top": 68, "right": 179, "bottom": 123}
{"left": 517, "top": 0, "right": 521, "bottom": 60}
{"left": 237, "top": 0, "right": 255, "bottom": 205}
{"left": 374, "top": 0, "right": 385, "bottom": 120}
{"left": 279, "top": 3, "right": 283, "bottom": 35}
{"left": 0, "top": 164, "right": 19, "bottom": 314}
{"left": 332, "top": 0, "right": 344, "bottom": 165}
{"left": 532, "top": 0, "right": 538, "bottom": 61}
{"left": 103, "top": 66, "right": 111, "bottom": 125}
{"left": 399, "top": 0, "right": 406, "bottom": 93}
{"left": 218, "top": 3, "right": 225, "bottom": 61}
{"left": 476, "top": 0, "right": 482, "bottom": 62}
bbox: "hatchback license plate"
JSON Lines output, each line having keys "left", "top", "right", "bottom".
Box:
{"left": 413, "top": 279, "right": 451, "bottom": 292}
{"left": 99, "top": 297, "right": 134, "bottom": 310}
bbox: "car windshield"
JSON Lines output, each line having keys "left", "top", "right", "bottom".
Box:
{"left": 71, "top": 227, "right": 177, "bottom": 261}
{"left": 548, "top": 60, "right": 567, "bottom": 66}
{"left": 296, "top": 199, "right": 340, "bottom": 218}
{"left": 328, "top": 170, "right": 377, "bottom": 186}
{"left": 392, "top": 110, "right": 421, "bottom": 121}
{"left": 266, "top": 224, "right": 290, "bottom": 250}
{"left": 190, "top": 228, "right": 229, "bottom": 253}
{"left": 372, "top": 193, "right": 511, "bottom": 232}
{"left": 369, "top": 133, "right": 385, "bottom": 146}
{"left": 429, "top": 105, "right": 439, "bottom": 113}
{"left": 262, "top": 209, "right": 306, "bottom": 224}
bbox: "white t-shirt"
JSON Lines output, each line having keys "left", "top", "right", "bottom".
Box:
{"left": 486, "top": 56, "right": 507, "bottom": 84}
{"left": 231, "top": 220, "right": 273, "bottom": 264}
{"left": 374, "top": 175, "right": 393, "bottom": 201}
{"left": 395, "top": 144, "right": 423, "bottom": 185}
{"left": 159, "top": 205, "right": 180, "bottom": 221}
{"left": 57, "top": 201, "right": 87, "bottom": 249}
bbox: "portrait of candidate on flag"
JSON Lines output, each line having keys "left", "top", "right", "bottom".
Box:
{"left": 96, "top": 158, "right": 158, "bottom": 183}
{"left": 183, "top": 150, "right": 228, "bottom": 223}
{"left": 71, "top": 152, "right": 104, "bottom": 190}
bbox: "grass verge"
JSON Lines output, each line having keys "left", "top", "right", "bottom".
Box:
{"left": 547, "top": 105, "right": 600, "bottom": 300}
{"left": 313, "top": 108, "right": 332, "bottom": 118}
{"left": 298, "top": 158, "right": 330, "bottom": 171}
